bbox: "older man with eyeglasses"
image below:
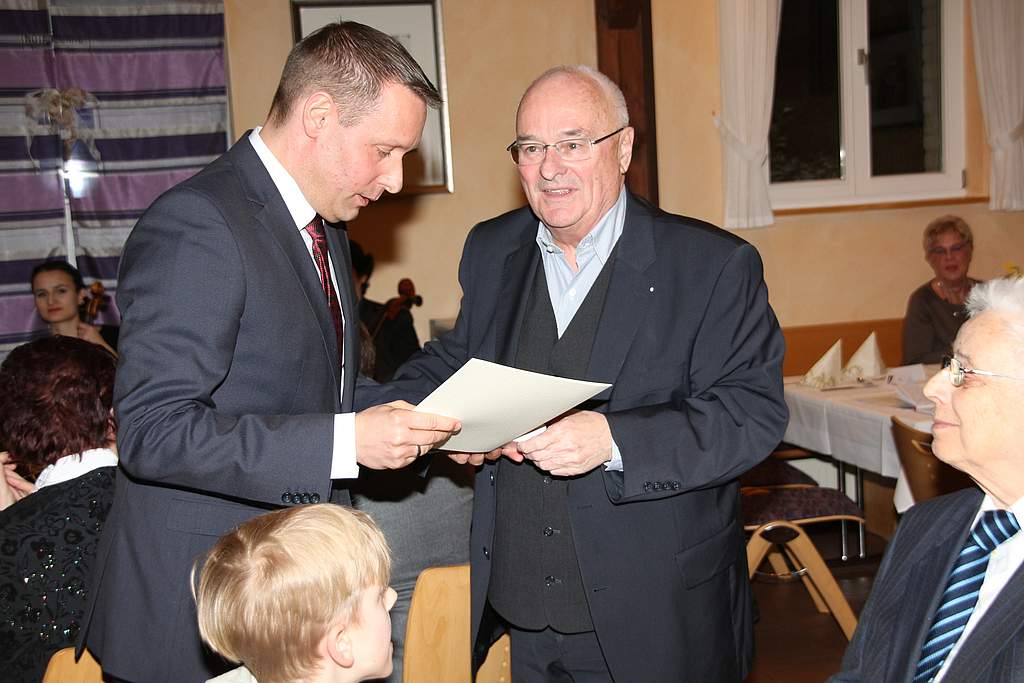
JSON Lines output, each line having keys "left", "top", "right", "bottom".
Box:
{"left": 367, "top": 65, "right": 787, "bottom": 682}
{"left": 833, "top": 276, "right": 1024, "bottom": 683}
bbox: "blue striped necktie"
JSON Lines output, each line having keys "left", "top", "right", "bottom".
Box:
{"left": 913, "top": 509, "right": 1021, "bottom": 682}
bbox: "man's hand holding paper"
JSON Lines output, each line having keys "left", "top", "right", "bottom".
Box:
{"left": 510, "top": 410, "right": 612, "bottom": 476}
{"left": 414, "top": 359, "right": 610, "bottom": 454}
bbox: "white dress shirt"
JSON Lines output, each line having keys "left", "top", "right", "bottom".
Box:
{"left": 933, "top": 493, "right": 1024, "bottom": 681}
{"left": 535, "top": 187, "right": 627, "bottom": 471}
{"left": 249, "top": 128, "right": 358, "bottom": 480}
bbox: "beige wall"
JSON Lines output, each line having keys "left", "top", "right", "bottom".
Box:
{"left": 225, "top": 0, "right": 1023, "bottom": 339}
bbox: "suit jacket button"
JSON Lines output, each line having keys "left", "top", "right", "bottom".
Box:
{"left": 299, "top": 492, "right": 311, "bottom": 504}
{"left": 543, "top": 526, "right": 554, "bottom": 537}
{"left": 282, "top": 492, "right": 293, "bottom": 504}
{"left": 483, "top": 546, "right": 490, "bottom": 559}
{"left": 489, "top": 471, "right": 495, "bottom": 485}
{"left": 310, "top": 493, "right": 321, "bottom": 503}
{"left": 652, "top": 482, "right": 662, "bottom": 491}
{"left": 643, "top": 482, "right": 651, "bottom": 492}
{"left": 672, "top": 482, "right": 681, "bottom": 490}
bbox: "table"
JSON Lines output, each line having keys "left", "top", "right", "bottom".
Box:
{"left": 783, "top": 377, "right": 934, "bottom": 513}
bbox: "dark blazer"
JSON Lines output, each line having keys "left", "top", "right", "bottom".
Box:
{"left": 365, "top": 192, "right": 787, "bottom": 682}
{"left": 832, "top": 487, "right": 1024, "bottom": 682}
{"left": 80, "top": 135, "right": 362, "bottom": 682}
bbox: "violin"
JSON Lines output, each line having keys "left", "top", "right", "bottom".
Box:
{"left": 371, "top": 278, "right": 423, "bottom": 338}
{"left": 83, "top": 281, "right": 109, "bottom": 324}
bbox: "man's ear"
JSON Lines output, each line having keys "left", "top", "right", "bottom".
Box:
{"left": 302, "top": 92, "right": 334, "bottom": 139}
{"left": 617, "top": 126, "right": 635, "bottom": 175}
{"left": 324, "top": 622, "right": 355, "bottom": 669}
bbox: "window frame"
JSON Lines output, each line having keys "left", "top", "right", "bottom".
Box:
{"left": 769, "top": 0, "right": 965, "bottom": 210}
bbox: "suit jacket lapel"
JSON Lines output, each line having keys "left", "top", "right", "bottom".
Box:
{"left": 324, "top": 220, "right": 358, "bottom": 407}
{"left": 585, "top": 193, "right": 655, "bottom": 395}
{"left": 494, "top": 220, "right": 541, "bottom": 366}
{"left": 231, "top": 135, "right": 342, "bottom": 392}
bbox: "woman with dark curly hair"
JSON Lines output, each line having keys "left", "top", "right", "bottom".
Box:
{"left": 0, "top": 335, "right": 118, "bottom": 683}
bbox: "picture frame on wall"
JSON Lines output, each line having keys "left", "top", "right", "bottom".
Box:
{"left": 291, "top": 0, "right": 454, "bottom": 194}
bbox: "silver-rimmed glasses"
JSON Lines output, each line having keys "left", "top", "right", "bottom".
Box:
{"left": 941, "top": 355, "right": 1024, "bottom": 387}
{"left": 506, "top": 127, "right": 625, "bottom": 165}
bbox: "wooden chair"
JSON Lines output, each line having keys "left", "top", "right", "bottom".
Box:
{"left": 742, "top": 486, "right": 864, "bottom": 640}
{"left": 41, "top": 647, "right": 103, "bottom": 683}
{"left": 891, "top": 416, "right": 975, "bottom": 504}
{"left": 404, "top": 564, "right": 510, "bottom": 683}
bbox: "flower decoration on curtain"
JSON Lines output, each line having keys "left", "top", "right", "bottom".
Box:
{"left": 24, "top": 87, "right": 101, "bottom": 167}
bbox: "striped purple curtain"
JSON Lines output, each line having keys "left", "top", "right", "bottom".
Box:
{"left": 0, "top": 0, "right": 229, "bottom": 357}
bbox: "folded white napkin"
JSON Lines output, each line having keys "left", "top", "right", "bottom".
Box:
{"left": 802, "top": 340, "right": 843, "bottom": 389}
{"left": 842, "top": 331, "right": 887, "bottom": 382}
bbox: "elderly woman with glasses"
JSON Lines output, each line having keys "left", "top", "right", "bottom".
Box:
{"left": 833, "top": 276, "right": 1024, "bottom": 682}
{"left": 902, "top": 215, "right": 981, "bottom": 364}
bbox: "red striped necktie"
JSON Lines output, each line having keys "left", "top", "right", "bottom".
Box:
{"left": 304, "top": 216, "right": 344, "bottom": 368}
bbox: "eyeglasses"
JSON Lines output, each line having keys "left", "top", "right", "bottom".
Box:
{"left": 506, "top": 127, "right": 625, "bottom": 165}
{"left": 928, "top": 242, "right": 969, "bottom": 258}
{"left": 941, "top": 356, "right": 1024, "bottom": 387}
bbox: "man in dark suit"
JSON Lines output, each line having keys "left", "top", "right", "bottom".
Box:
{"left": 365, "top": 66, "right": 787, "bottom": 682}
{"left": 80, "top": 22, "right": 459, "bottom": 682}
{"left": 833, "top": 276, "right": 1024, "bottom": 683}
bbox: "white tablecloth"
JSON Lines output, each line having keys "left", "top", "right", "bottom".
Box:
{"left": 783, "top": 377, "right": 934, "bottom": 512}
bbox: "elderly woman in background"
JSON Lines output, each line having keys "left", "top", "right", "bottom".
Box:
{"left": 31, "top": 260, "right": 118, "bottom": 356}
{"left": 0, "top": 336, "right": 118, "bottom": 683}
{"left": 902, "top": 215, "right": 981, "bottom": 364}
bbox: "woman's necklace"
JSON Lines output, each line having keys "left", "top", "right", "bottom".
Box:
{"left": 934, "top": 279, "right": 970, "bottom": 307}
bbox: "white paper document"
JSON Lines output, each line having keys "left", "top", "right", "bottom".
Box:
{"left": 893, "top": 382, "right": 935, "bottom": 414}
{"left": 414, "top": 358, "right": 611, "bottom": 452}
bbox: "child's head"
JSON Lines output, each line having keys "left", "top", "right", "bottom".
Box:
{"left": 194, "top": 504, "right": 396, "bottom": 683}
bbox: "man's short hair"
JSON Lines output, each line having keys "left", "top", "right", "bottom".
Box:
{"left": 194, "top": 504, "right": 391, "bottom": 682}
{"left": 524, "top": 65, "right": 630, "bottom": 128}
{"left": 269, "top": 21, "right": 442, "bottom": 127}
{"left": 923, "top": 214, "right": 973, "bottom": 252}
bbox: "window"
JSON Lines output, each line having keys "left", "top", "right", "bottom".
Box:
{"left": 769, "top": 0, "right": 964, "bottom": 209}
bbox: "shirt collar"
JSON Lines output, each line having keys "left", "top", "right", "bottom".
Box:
{"left": 980, "top": 493, "right": 1024, "bottom": 522}
{"left": 249, "top": 127, "right": 316, "bottom": 231}
{"left": 34, "top": 447, "right": 118, "bottom": 491}
{"left": 535, "top": 187, "right": 627, "bottom": 265}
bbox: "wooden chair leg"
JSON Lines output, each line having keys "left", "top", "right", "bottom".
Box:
{"left": 746, "top": 531, "right": 774, "bottom": 579}
{"left": 784, "top": 524, "right": 859, "bottom": 640}
{"left": 782, "top": 545, "right": 829, "bottom": 614}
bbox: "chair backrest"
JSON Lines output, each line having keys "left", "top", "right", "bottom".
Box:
{"left": 404, "top": 564, "right": 510, "bottom": 683}
{"left": 41, "top": 648, "right": 103, "bottom": 683}
{"left": 891, "top": 416, "right": 974, "bottom": 504}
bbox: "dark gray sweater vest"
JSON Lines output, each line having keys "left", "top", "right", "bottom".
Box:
{"left": 488, "top": 251, "right": 615, "bottom": 633}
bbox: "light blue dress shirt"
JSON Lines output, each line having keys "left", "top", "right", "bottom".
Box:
{"left": 534, "top": 188, "right": 627, "bottom": 470}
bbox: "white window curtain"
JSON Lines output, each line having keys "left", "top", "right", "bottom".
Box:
{"left": 971, "top": 0, "right": 1024, "bottom": 211}
{"left": 716, "top": 0, "right": 782, "bottom": 229}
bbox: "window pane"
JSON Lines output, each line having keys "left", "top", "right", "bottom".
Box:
{"left": 770, "top": 0, "right": 842, "bottom": 183}
{"left": 868, "top": 0, "right": 942, "bottom": 176}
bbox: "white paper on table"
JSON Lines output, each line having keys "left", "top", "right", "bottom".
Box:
{"left": 414, "top": 358, "right": 611, "bottom": 452}
{"left": 886, "top": 364, "right": 928, "bottom": 385}
{"left": 893, "top": 382, "right": 935, "bottom": 413}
